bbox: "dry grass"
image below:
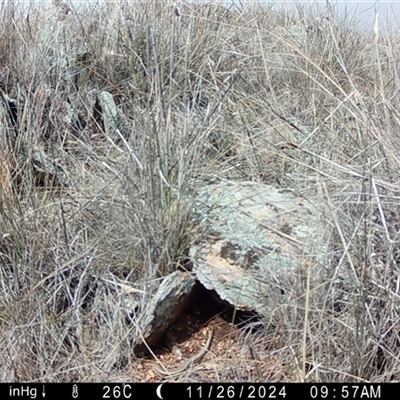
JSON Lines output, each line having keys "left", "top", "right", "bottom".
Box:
{"left": 0, "top": 0, "right": 399, "bottom": 382}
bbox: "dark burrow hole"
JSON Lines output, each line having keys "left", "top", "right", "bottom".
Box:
{"left": 155, "top": 283, "right": 264, "bottom": 352}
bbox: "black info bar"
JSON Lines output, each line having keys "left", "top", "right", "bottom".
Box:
{"left": 2, "top": 383, "right": 391, "bottom": 400}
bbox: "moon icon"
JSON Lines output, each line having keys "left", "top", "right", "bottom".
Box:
{"left": 156, "top": 383, "right": 164, "bottom": 400}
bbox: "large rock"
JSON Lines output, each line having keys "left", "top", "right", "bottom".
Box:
{"left": 189, "top": 180, "right": 329, "bottom": 317}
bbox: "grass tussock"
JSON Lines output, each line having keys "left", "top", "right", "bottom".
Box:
{"left": 0, "top": 0, "right": 399, "bottom": 382}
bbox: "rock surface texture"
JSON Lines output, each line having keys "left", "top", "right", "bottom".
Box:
{"left": 190, "top": 181, "right": 329, "bottom": 317}
{"left": 134, "top": 271, "right": 200, "bottom": 354}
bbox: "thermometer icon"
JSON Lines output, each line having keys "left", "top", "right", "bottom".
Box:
{"left": 72, "top": 384, "right": 78, "bottom": 398}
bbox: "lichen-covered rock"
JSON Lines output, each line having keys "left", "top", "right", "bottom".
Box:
{"left": 33, "top": 2, "right": 90, "bottom": 86}
{"left": 97, "top": 91, "right": 122, "bottom": 142}
{"left": 32, "top": 150, "right": 70, "bottom": 187}
{"left": 134, "top": 271, "right": 199, "bottom": 354}
{"left": 190, "top": 180, "right": 329, "bottom": 317}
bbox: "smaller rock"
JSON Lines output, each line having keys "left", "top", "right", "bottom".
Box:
{"left": 94, "top": 90, "right": 123, "bottom": 142}
{"left": 134, "top": 271, "right": 200, "bottom": 354}
{"left": 32, "top": 151, "right": 70, "bottom": 187}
